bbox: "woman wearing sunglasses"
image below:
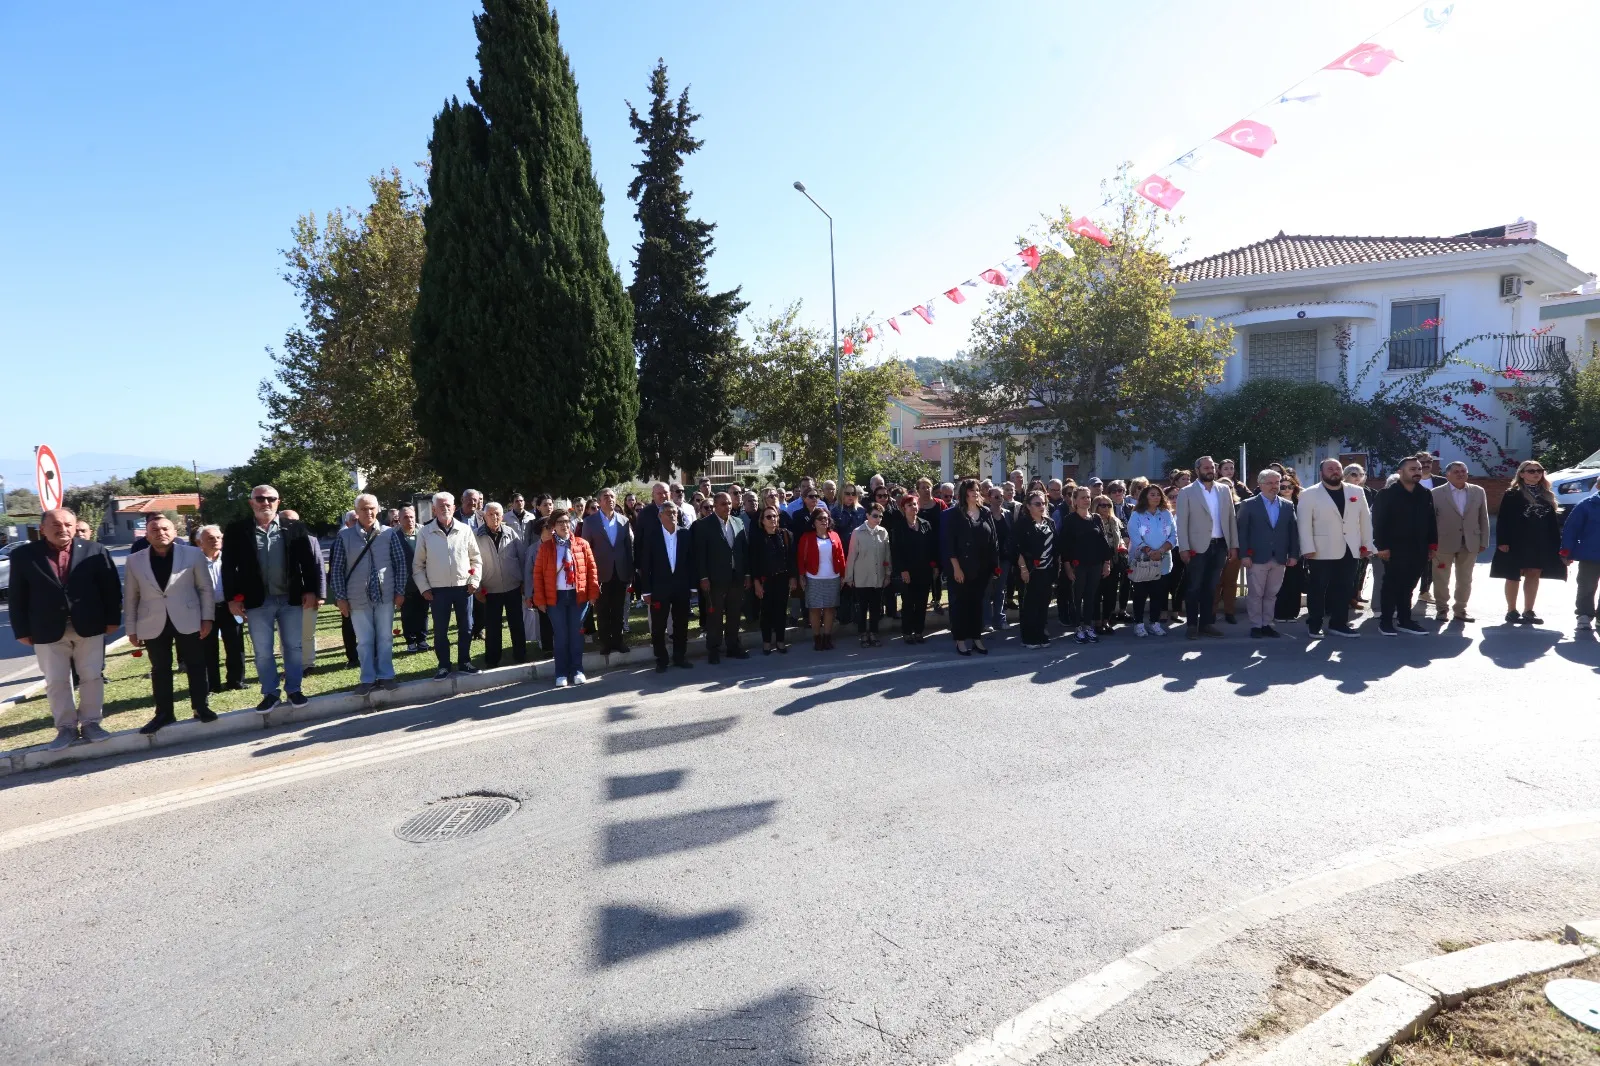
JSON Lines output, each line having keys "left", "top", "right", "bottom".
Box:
{"left": 748, "top": 507, "right": 797, "bottom": 653}
{"left": 796, "top": 507, "right": 846, "bottom": 650}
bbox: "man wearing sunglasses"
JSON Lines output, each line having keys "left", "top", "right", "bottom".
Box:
{"left": 220, "top": 485, "right": 323, "bottom": 711}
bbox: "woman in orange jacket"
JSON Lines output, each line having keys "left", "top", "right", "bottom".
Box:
{"left": 530, "top": 508, "right": 600, "bottom": 687}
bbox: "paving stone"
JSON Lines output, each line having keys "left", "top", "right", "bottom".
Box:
{"left": 1564, "top": 919, "right": 1600, "bottom": 944}
{"left": 150, "top": 710, "right": 265, "bottom": 748}
{"left": 1252, "top": 973, "right": 1436, "bottom": 1066}
{"left": 1397, "top": 939, "right": 1592, "bottom": 1005}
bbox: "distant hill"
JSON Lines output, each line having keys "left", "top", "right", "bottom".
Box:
{"left": 0, "top": 453, "right": 233, "bottom": 491}
{"left": 898, "top": 355, "right": 973, "bottom": 385}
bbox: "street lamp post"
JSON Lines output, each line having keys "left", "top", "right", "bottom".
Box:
{"left": 793, "top": 181, "right": 846, "bottom": 491}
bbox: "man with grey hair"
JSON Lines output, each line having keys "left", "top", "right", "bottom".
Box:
{"left": 9, "top": 508, "right": 122, "bottom": 750}
{"left": 582, "top": 488, "right": 634, "bottom": 656}
{"left": 222, "top": 486, "right": 321, "bottom": 710}
{"left": 475, "top": 501, "right": 528, "bottom": 667}
{"left": 413, "top": 491, "right": 482, "bottom": 679}
{"left": 1430, "top": 460, "right": 1488, "bottom": 622}
{"left": 1236, "top": 470, "right": 1299, "bottom": 637}
{"left": 456, "top": 489, "right": 486, "bottom": 533}
{"left": 196, "top": 523, "right": 245, "bottom": 692}
{"left": 330, "top": 493, "right": 409, "bottom": 693}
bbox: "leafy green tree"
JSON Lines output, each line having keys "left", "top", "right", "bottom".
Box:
{"left": 1177, "top": 380, "right": 1345, "bottom": 469}
{"left": 5, "top": 488, "right": 41, "bottom": 516}
{"left": 627, "top": 60, "right": 746, "bottom": 480}
{"left": 64, "top": 477, "right": 131, "bottom": 537}
{"left": 858, "top": 448, "right": 941, "bottom": 489}
{"left": 729, "top": 304, "right": 917, "bottom": 484}
{"left": 413, "top": 0, "right": 638, "bottom": 497}
{"left": 202, "top": 443, "right": 352, "bottom": 530}
{"left": 261, "top": 170, "right": 433, "bottom": 499}
{"left": 897, "top": 356, "right": 968, "bottom": 385}
{"left": 1507, "top": 343, "right": 1600, "bottom": 471}
{"left": 129, "top": 465, "right": 220, "bottom": 495}
{"left": 950, "top": 182, "right": 1234, "bottom": 464}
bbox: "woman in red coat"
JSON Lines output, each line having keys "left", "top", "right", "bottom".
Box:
{"left": 796, "top": 507, "right": 846, "bottom": 651}
{"left": 531, "top": 508, "right": 600, "bottom": 687}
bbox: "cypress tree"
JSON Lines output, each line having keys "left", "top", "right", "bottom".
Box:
{"left": 627, "top": 61, "right": 747, "bottom": 481}
{"left": 412, "top": 0, "right": 638, "bottom": 497}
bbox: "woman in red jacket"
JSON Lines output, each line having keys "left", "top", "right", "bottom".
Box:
{"left": 531, "top": 508, "right": 600, "bottom": 688}
{"left": 796, "top": 507, "right": 847, "bottom": 651}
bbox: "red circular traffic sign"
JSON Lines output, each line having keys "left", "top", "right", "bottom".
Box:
{"left": 35, "top": 444, "right": 63, "bottom": 512}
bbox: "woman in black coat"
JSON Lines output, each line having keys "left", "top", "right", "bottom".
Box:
{"left": 1058, "top": 485, "right": 1113, "bottom": 643}
{"left": 1008, "top": 491, "right": 1057, "bottom": 648}
{"left": 944, "top": 479, "right": 999, "bottom": 655}
{"left": 748, "top": 507, "right": 796, "bottom": 653}
{"left": 1492, "top": 460, "right": 1566, "bottom": 624}
{"left": 890, "top": 495, "right": 935, "bottom": 643}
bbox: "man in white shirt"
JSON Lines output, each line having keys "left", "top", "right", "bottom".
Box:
{"left": 582, "top": 487, "right": 635, "bottom": 655}
{"left": 1430, "top": 461, "right": 1489, "bottom": 622}
{"left": 1174, "top": 456, "right": 1239, "bottom": 639}
{"left": 639, "top": 501, "right": 694, "bottom": 671}
{"left": 197, "top": 524, "right": 244, "bottom": 692}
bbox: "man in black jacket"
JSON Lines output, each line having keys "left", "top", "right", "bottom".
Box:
{"left": 691, "top": 492, "right": 749, "bottom": 663}
{"left": 1372, "top": 457, "right": 1438, "bottom": 636}
{"left": 638, "top": 503, "right": 695, "bottom": 672}
{"left": 220, "top": 484, "right": 322, "bottom": 711}
{"left": 9, "top": 508, "right": 123, "bottom": 751}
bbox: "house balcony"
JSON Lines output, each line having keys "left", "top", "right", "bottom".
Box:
{"left": 1386, "top": 336, "right": 1443, "bottom": 370}
{"left": 1496, "top": 333, "right": 1567, "bottom": 374}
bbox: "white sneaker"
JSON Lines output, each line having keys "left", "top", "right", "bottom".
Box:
{"left": 1133, "top": 623, "right": 1147, "bottom": 637}
{"left": 555, "top": 676, "right": 569, "bottom": 689}
{"left": 1148, "top": 622, "right": 1165, "bottom": 636}
{"left": 572, "top": 671, "right": 587, "bottom": 685}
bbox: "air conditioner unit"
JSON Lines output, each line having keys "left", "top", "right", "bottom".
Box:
{"left": 1499, "top": 274, "right": 1523, "bottom": 299}
{"left": 1505, "top": 219, "right": 1537, "bottom": 239}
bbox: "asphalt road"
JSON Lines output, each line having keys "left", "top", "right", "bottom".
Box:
{"left": 1, "top": 566, "right": 1598, "bottom": 1066}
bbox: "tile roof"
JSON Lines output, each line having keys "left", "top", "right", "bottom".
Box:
{"left": 1171, "top": 232, "right": 1541, "bottom": 283}
{"left": 112, "top": 493, "right": 202, "bottom": 513}
{"left": 895, "top": 383, "right": 954, "bottom": 419}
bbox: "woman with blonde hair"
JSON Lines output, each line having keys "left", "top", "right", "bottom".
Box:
{"left": 1492, "top": 459, "right": 1566, "bottom": 623}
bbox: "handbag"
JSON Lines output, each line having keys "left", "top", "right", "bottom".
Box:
{"left": 1130, "top": 552, "right": 1164, "bottom": 584}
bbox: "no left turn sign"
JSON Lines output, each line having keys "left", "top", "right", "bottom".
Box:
{"left": 35, "top": 444, "right": 63, "bottom": 512}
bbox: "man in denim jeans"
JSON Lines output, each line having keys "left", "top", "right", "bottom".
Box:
{"left": 331, "top": 494, "right": 409, "bottom": 695}
{"left": 221, "top": 484, "right": 323, "bottom": 711}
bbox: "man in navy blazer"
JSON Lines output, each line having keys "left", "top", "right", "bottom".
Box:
{"left": 637, "top": 503, "right": 695, "bottom": 673}
{"left": 1235, "top": 469, "right": 1299, "bottom": 638}
{"left": 8, "top": 508, "right": 123, "bottom": 750}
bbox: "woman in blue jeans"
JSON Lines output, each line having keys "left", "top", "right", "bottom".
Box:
{"left": 530, "top": 509, "right": 600, "bottom": 688}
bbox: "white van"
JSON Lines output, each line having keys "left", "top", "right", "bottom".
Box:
{"left": 1548, "top": 448, "right": 1600, "bottom": 513}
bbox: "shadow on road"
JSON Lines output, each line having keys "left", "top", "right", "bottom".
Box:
{"left": 583, "top": 989, "right": 814, "bottom": 1065}
{"left": 597, "top": 903, "right": 745, "bottom": 967}
{"left": 603, "top": 801, "right": 779, "bottom": 864}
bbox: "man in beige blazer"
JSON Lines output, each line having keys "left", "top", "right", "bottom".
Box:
{"left": 1430, "top": 461, "right": 1490, "bottom": 622}
{"left": 1296, "top": 457, "right": 1375, "bottom": 637}
{"left": 1174, "top": 456, "right": 1239, "bottom": 638}
{"left": 125, "top": 514, "right": 216, "bottom": 733}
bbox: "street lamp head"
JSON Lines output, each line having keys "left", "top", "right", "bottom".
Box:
{"left": 792, "top": 181, "right": 806, "bottom": 193}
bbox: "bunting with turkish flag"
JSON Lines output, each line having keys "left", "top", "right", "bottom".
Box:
{"left": 1137, "top": 174, "right": 1185, "bottom": 211}
{"left": 1019, "top": 245, "right": 1041, "bottom": 270}
{"left": 842, "top": 334, "right": 854, "bottom": 355}
{"left": 979, "top": 268, "right": 1007, "bottom": 287}
{"left": 1325, "top": 42, "right": 1400, "bottom": 77}
{"left": 945, "top": 286, "right": 966, "bottom": 304}
{"left": 1067, "top": 217, "right": 1111, "bottom": 247}
{"left": 1214, "top": 119, "right": 1276, "bottom": 157}
{"left": 913, "top": 304, "right": 934, "bottom": 324}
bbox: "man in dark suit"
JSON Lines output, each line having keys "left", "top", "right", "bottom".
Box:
{"left": 1236, "top": 469, "right": 1299, "bottom": 638}
{"left": 691, "top": 492, "right": 749, "bottom": 663}
{"left": 220, "top": 484, "right": 322, "bottom": 712}
{"left": 637, "top": 501, "right": 695, "bottom": 672}
{"left": 582, "top": 487, "right": 635, "bottom": 656}
{"left": 9, "top": 508, "right": 123, "bottom": 751}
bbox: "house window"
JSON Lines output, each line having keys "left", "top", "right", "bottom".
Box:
{"left": 1388, "top": 299, "right": 1441, "bottom": 369}
{"left": 890, "top": 426, "right": 902, "bottom": 446}
{"left": 1247, "top": 330, "right": 1317, "bottom": 382}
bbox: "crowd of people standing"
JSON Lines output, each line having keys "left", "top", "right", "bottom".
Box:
{"left": 10, "top": 449, "right": 1600, "bottom": 752}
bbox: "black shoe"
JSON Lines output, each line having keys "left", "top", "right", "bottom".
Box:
{"left": 459, "top": 662, "right": 480, "bottom": 674}
{"left": 1521, "top": 610, "right": 1543, "bottom": 625}
{"left": 1396, "top": 621, "right": 1428, "bottom": 635}
{"left": 433, "top": 666, "right": 451, "bottom": 680}
{"left": 195, "top": 707, "right": 218, "bottom": 723}
{"left": 1263, "top": 626, "right": 1282, "bottom": 638}
{"left": 1186, "top": 623, "right": 1199, "bottom": 641}
{"left": 139, "top": 714, "right": 175, "bottom": 734}
{"left": 655, "top": 661, "right": 669, "bottom": 673}
{"left": 1249, "top": 627, "right": 1265, "bottom": 638}
{"left": 1306, "top": 626, "right": 1323, "bottom": 638}
{"left": 1200, "top": 625, "right": 1224, "bottom": 638}
{"left": 973, "top": 642, "right": 989, "bottom": 654}
{"left": 1325, "top": 625, "right": 1359, "bottom": 639}
{"left": 287, "top": 691, "right": 308, "bottom": 707}
{"left": 1505, "top": 610, "right": 1521, "bottom": 624}
{"left": 256, "top": 694, "right": 280, "bottom": 712}
{"left": 224, "top": 681, "right": 244, "bottom": 691}
{"left": 727, "top": 649, "right": 750, "bottom": 660}
{"left": 673, "top": 659, "right": 693, "bottom": 669}
{"left": 707, "top": 654, "right": 721, "bottom": 665}
{"left": 1378, "top": 622, "right": 1398, "bottom": 636}
{"left": 1224, "top": 614, "right": 1237, "bottom": 625}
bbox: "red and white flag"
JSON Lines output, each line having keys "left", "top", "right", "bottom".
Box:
{"left": 864, "top": 325, "right": 875, "bottom": 342}
{"left": 980, "top": 268, "right": 1007, "bottom": 286}
{"left": 842, "top": 334, "right": 854, "bottom": 355}
{"left": 913, "top": 304, "right": 934, "bottom": 324}
{"left": 945, "top": 286, "right": 966, "bottom": 304}
{"left": 1214, "top": 119, "right": 1277, "bottom": 158}
{"left": 1019, "top": 245, "right": 1041, "bottom": 270}
{"left": 1067, "top": 216, "right": 1111, "bottom": 247}
{"left": 1137, "top": 173, "right": 1185, "bottom": 211}
{"left": 1325, "top": 42, "right": 1400, "bottom": 77}
{"left": 889, "top": 317, "right": 902, "bottom": 334}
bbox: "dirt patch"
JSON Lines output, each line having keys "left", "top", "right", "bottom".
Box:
{"left": 1223, "top": 954, "right": 1364, "bottom": 1057}
{"left": 1385, "top": 954, "right": 1600, "bottom": 1065}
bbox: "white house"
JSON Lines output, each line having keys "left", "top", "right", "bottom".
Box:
{"left": 914, "top": 220, "right": 1593, "bottom": 482}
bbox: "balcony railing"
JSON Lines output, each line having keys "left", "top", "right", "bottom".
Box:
{"left": 1496, "top": 333, "right": 1567, "bottom": 374}
{"left": 1386, "top": 336, "right": 1442, "bottom": 370}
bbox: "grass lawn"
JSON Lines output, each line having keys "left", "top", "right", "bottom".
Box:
{"left": 1, "top": 599, "right": 690, "bottom": 753}
{"left": 1386, "top": 953, "right": 1600, "bottom": 1064}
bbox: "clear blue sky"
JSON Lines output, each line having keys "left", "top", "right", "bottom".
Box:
{"left": 4, "top": 0, "right": 1596, "bottom": 476}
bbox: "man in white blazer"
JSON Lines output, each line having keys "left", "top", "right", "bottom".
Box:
{"left": 1297, "top": 457, "right": 1375, "bottom": 638}
{"left": 125, "top": 514, "right": 216, "bottom": 733}
{"left": 1174, "top": 456, "right": 1239, "bottom": 638}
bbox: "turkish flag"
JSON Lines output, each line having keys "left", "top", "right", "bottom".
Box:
{"left": 1067, "top": 216, "right": 1111, "bottom": 247}
{"left": 1137, "top": 174, "right": 1185, "bottom": 211}
{"left": 913, "top": 304, "right": 934, "bottom": 324}
{"left": 1325, "top": 42, "right": 1400, "bottom": 77}
{"left": 842, "top": 335, "right": 854, "bottom": 355}
{"left": 889, "top": 317, "right": 901, "bottom": 334}
{"left": 980, "top": 268, "right": 1007, "bottom": 286}
{"left": 945, "top": 287, "right": 966, "bottom": 304}
{"left": 1019, "top": 245, "right": 1041, "bottom": 270}
{"left": 1214, "top": 119, "right": 1277, "bottom": 158}
{"left": 864, "top": 325, "right": 875, "bottom": 342}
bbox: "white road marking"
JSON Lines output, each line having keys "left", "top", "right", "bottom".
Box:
{"left": 941, "top": 810, "right": 1600, "bottom": 1066}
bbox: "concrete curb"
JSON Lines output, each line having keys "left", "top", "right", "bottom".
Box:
{"left": 1249, "top": 929, "right": 1599, "bottom": 1065}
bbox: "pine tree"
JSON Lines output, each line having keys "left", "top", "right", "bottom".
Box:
{"left": 412, "top": 0, "right": 638, "bottom": 498}
{"left": 627, "top": 60, "right": 747, "bottom": 481}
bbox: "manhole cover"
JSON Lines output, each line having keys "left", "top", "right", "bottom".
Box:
{"left": 1546, "top": 978, "right": 1600, "bottom": 1031}
{"left": 395, "top": 794, "right": 519, "bottom": 843}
